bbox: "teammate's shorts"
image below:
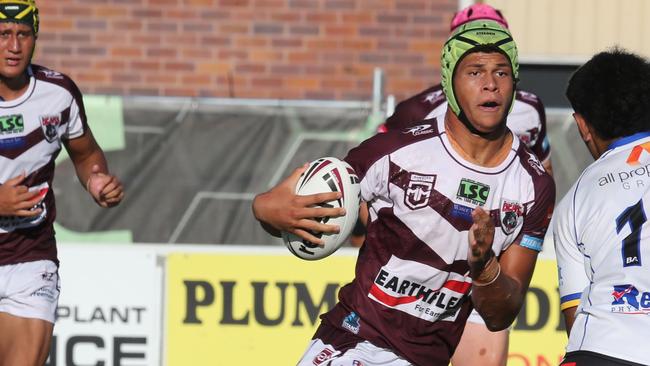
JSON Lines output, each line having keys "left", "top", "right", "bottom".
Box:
{"left": 0, "top": 260, "right": 60, "bottom": 323}
{"left": 561, "top": 351, "right": 646, "bottom": 366}
{"left": 297, "top": 321, "right": 412, "bottom": 366}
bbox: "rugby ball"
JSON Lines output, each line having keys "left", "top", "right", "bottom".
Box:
{"left": 282, "top": 157, "right": 361, "bottom": 260}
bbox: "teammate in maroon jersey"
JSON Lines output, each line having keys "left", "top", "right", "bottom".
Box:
{"left": 0, "top": 2, "right": 123, "bottom": 365}
{"left": 253, "top": 18, "right": 554, "bottom": 366}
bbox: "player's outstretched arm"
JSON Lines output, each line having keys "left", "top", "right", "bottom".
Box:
{"left": 64, "top": 130, "right": 124, "bottom": 208}
{"left": 252, "top": 165, "right": 346, "bottom": 245}
{"left": 468, "top": 207, "right": 538, "bottom": 331}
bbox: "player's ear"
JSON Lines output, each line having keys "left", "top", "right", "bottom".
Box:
{"left": 573, "top": 113, "right": 592, "bottom": 143}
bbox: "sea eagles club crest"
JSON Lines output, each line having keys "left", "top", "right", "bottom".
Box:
{"left": 40, "top": 114, "right": 61, "bottom": 143}
{"left": 500, "top": 199, "right": 524, "bottom": 235}
{"left": 404, "top": 173, "right": 436, "bottom": 210}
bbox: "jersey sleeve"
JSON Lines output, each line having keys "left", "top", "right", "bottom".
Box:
{"left": 63, "top": 77, "right": 88, "bottom": 140}
{"left": 515, "top": 172, "right": 555, "bottom": 253}
{"left": 344, "top": 142, "right": 390, "bottom": 203}
{"left": 553, "top": 185, "right": 588, "bottom": 311}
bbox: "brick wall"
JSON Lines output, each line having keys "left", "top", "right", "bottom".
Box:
{"left": 34, "top": 0, "right": 457, "bottom": 101}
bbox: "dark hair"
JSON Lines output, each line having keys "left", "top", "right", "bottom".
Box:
{"left": 566, "top": 48, "right": 650, "bottom": 139}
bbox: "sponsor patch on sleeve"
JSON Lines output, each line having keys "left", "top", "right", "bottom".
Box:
{"left": 520, "top": 234, "right": 543, "bottom": 252}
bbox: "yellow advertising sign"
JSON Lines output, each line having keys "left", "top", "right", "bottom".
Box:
{"left": 166, "top": 252, "right": 357, "bottom": 365}
{"left": 166, "top": 252, "right": 567, "bottom": 365}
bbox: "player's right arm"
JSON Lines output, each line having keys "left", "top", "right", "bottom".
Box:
{"left": 0, "top": 174, "right": 44, "bottom": 217}
{"left": 252, "top": 164, "right": 345, "bottom": 245}
{"left": 553, "top": 185, "right": 587, "bottom": 337}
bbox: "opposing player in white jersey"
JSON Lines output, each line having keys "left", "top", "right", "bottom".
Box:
{"left": 253, "top": 19, "right": 554, "bottom": 366}
{"left": 554, "top": 49, "right": 650, "bottom": 366}
{"left": 0, "top": 1, "right": 124, "bottom": 365}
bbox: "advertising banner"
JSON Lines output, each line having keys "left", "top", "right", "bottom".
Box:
{"left": 166, "top": 249, "right": 568, "bottom": 365}
{"left": 47, "top": 244, "right": 163, "bottom": 366}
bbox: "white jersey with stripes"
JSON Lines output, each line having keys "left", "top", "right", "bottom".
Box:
{"left": 555, "top": 132, "right": 650, "bottom": 365}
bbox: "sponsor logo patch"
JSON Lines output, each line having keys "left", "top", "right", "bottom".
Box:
{"left": 40, "top": 114, "right": 62, "bottom": 143}
{"left": 0, "top": 136, "right": 25, "bottom": 149}
{"left": 520, "top": 235, "right": 543, "bottom": 252}
{"left": 341, "top": 311, "right": 360, "bottom": 334}
{"left": 402, "top": 124, "right": 433, "bottom": 136}
{"left": 611, "top": 284, "right": 650, "bottom": 314}
{"left": 404, "top": 173, "right": 436, "bottom": 210}
{"left": 456, "top": 178, "right": 489, "bottom": 206}
{"left": 0, "top": 114, "right": 24, "bottom": 135}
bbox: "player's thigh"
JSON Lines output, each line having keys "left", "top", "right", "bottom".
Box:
{"left": 0, "top": 312, "right": 53, "bottom": 366}
{"left": 450, "top": 320, "right": 509, "bottom": 366}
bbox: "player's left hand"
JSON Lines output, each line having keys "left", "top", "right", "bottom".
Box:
{"left": 468, "top": 207, "right": 495, "bottom": 277}
{"left": 86, "top": 164, "right": 124, "bottom": 208}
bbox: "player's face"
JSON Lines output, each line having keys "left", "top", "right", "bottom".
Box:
{"left": 0, "top": 22, "right": 35, "bottom": 81}
{"left": 453, "top": 51, "right": 514, "bottom": 134}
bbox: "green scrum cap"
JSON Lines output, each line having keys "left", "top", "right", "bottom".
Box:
{"left": 440, "top": 19, "right": 518, "bottom": 117}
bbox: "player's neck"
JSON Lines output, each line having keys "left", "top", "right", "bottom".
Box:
{"left": 445, "top": 115, "right": 512, "bottom": 167}
{"left": 0, "top": 72, "right": 30, "bottom": 101}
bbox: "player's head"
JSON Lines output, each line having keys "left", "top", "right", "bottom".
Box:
{"left": 566, "top": 48, "right": 650, "bottom": 141}
{"left": 450, "top": 3, "right": 508, "bottom": 31}
{"left": 0, "top": 0, "right": 39, "bottom": 36}
{"left": 441, "top": 19, "right": 518, "bottom": 135}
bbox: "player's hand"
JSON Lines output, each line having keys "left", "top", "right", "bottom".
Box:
{"left": 468, "top": 207, "right": 496, "bottom": 278}
{"left": 252, "top": 164, "right": 346, "bottom": 245}
{"left": 0, "top": 174, "right": 44, "bottom": 217}
{"left": 86, "top": 165, "right": 124, "bottom": 208}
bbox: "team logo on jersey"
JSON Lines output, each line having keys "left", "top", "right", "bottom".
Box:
{"left": 626, "top": 142, "right": 650, "bottom": 166}
{"left": 0, "top": 114, "right": 24, "bottom": 135}
{"left": 312, "top": 348, "right": 335, "bottom": 365}
{"left": 611, "top": 284, "right": 650, "bottom": 314}
{"left": 404, "top": 173, "right": 436, "bottom": 210}
{"left": 402, "top": 124, "right": 433, "bottom": 136}
{"left": 456, "top": 178, "right": 490, "bottom": 206}
{"left": 341, "top": 311, "right": 361, "bottom": 334}
{"left": 40, "top": 114, "right": 61, "bottom": 143}
{"left": 500, "top": 199, "right": 524, "bottom": 235}
{"left": 40, "top": 69, "right": 64, "bottom": 79}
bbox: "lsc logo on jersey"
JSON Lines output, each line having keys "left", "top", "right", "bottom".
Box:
{"left": 404, "top": 173, "right": 436, "bottom": 210}
{"left": 456, "top": 178, "right": 490, "bottom": 206}
{"left": 0, "top": 114, "right": 24, "bottom": 135}
{"left": 402, "top": 124, "right": 433, "bottom": 137}
{"left": 40, "top": 114, "right": 61, "bottom": 143}
{"left": 611, "top": 284, "right": 650, "bottom": 314}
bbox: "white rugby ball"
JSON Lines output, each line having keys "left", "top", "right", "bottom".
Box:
{"left": 282, "top": 157, "right": 361, "bottom": 260}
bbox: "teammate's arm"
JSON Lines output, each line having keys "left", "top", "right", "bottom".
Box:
{"left": 64, "top": 129, "right": 123, "bottom": 207}
{"left": 252, "top": 165, "right": 345, "bottom": 245}
{"left": 468, "top": 207, "right": 538, "bottom": 331}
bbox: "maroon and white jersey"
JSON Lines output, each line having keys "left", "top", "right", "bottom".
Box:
{"left": 323, "top": 119, "right": 555, "bottom": 366}
{"left": 0, "top": 64, "right": 87, "bottom": 266}
{"left": 382, "top": 84, "right": 551, "bottom": 162}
